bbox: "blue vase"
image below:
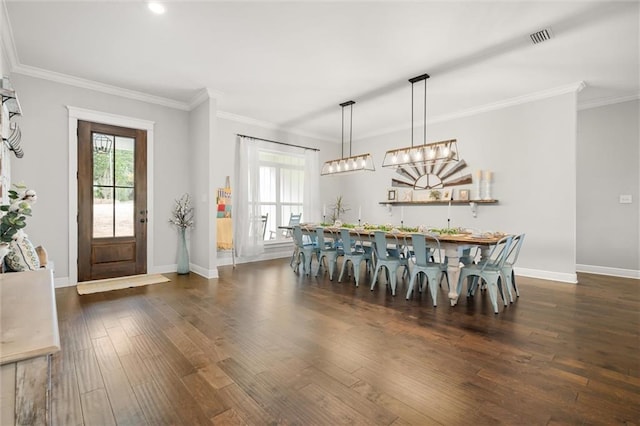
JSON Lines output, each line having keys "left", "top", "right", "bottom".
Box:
{"left": 177, "top": 228, "right": 189, "bottom": 274}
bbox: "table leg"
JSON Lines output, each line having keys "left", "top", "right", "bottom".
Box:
{"left": 445, "top": 246, "right": 461, "bottom": 306}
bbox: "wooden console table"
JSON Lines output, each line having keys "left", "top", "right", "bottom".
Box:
{"left": 0, "top": 269, "right": 60, "bottom": 425}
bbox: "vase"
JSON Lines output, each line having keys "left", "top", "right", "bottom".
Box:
{"left": 177, "top": 228, "right": 189, "bottom": 274}
{"left": 0, "top": 242, "right": 9, "bottom": 268}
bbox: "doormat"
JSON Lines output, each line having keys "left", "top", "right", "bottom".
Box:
{"left": 77, "top": 274, "right": 170, "bottom": 295}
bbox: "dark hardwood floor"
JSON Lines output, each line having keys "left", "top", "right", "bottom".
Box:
{"left": 52, "top": 259, "right": 640, "bottom": 425}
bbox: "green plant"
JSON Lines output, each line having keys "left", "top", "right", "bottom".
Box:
{"left": 0, "top": 183, "right": 37, "bottom": 243}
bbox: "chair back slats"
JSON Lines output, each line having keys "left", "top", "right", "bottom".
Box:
{"left": 480, "top": 235, "right": 513, "bottom": 272}
{"left": 505, "top": 233, "right": 525, "bottom": 265}
{"left": 411, "top": 233, "right": 443, "bottom": 266}
{"left": 292, "top": 225, "right": 305, "bottom": 247}
{"left": 288, "top": 213, "right": 302, "bottom": 226}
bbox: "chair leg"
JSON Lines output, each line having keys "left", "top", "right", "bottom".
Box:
{"left": 338, "top": 258, "right": 349, "bottom": 283}
{"left": 352, "top": 258, "right": 363, "bottom": 287}
{"left": 425, "top": 271, "right": 439, "bottom": 306}
{"left": 389, "top": 267, "right": 398, "bottom": 296}
{"left": 406, "top": 270, "right": 418, "bottom": 299}
{"left": 371, "top": 264, "right": 382, "bottom": 291}
{"left": 486, "top": 276, "right": 500, "bottom": 314}
{"left": 511, "top": 270, "right": 519, "bottom": 297}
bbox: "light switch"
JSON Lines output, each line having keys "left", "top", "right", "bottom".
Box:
{"left": 619, "top": 195, "right": 632, "bottom": 204}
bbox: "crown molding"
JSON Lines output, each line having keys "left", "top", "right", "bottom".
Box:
{"left": 577, "top": 92, "right": 640, "bottom": 110}
{"left": 188, "top": 87, "right": 225, "bottom": 109}
{"left": 356, "top": 81, "right": 587, "bottom": 141}
{"left": 216, "top": 110, "right": 333, "bottom": 142}
{"left": 12, "top": 63, "right": 192, "bottom": 111}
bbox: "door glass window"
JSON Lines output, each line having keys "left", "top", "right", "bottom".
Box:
{"left": 92, "top": 133, "right": 135, "bottom": 237}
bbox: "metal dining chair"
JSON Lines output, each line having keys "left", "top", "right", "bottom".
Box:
{"left": 456, "top": 235, "right": 513, "bottom": 313}
{"left": 338, "top": 228, "right": 367, "bottom": 287}
{"left": 370, "top": 231, "right": 403, "bottom": 296}
{"left": 467, "top": 234, "right": 524, "bottom": 303}
{"left": 315, "top": 227, "right": 339, "bottom": 280}
{"left": 406, "top": 233, "right": 448, "bottom": 305}
{"left": 292, "top": 225, "right": 316, "bottom": 275}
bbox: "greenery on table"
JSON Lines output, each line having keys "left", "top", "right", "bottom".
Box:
{"left": 329, "top": 195, "right": 349, "bottom": 223}
{"left": 428, "top": 227, "right": 465, "bottom": 235}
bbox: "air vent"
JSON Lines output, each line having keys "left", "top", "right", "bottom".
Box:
{"left": 530, "top": 28, "right": 553, "bottom": 44}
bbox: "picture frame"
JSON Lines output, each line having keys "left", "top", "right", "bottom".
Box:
{"left": 458, "top": 189, "right": 470, "bottom": 201}
{"left": 442, "top": 189, "right": 453, "bottom": 200}
{"left": 387, "top": 189, "right": 396, "bottom": 201}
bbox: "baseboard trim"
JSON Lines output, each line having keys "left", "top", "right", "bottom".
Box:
{"left": 189, "top": 263, "right": 219, "bottom": 279}
{"left": 515, "top": 267, "right": 578, "bottom": 284}
{"left": 576, "top": 264, "right": 640, "bottom": 279}
{"left": 54, "top": 277, "right": 73, "bottom": 288}
{"left": 217, "top": 249, "right": 291, "bottom": 267}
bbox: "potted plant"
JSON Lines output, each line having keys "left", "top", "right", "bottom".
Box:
{"left": 169, "top": 193, "right": 194, "bottom": 274}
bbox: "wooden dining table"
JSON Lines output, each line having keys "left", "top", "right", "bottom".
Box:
{"left": 298, "top": 225, "right": 509, "bottom": 306}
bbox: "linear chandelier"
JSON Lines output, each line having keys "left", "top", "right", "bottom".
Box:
{"left": 321, "top": 100, "right": 375, "bottom": 176}
{"left": 382, "top": 73, "right": 459, "bottom": 168}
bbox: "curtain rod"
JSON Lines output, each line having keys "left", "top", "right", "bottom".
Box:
{"left": 236, "top": 134, "right": 320, "bottom": 152}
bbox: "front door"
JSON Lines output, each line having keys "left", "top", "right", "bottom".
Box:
{"left": 77, "top": 120, "right": 147, "bottom": 282}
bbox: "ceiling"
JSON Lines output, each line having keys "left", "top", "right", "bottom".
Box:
{"left": 3, "top": 1, "right": 639, "bottom": 142}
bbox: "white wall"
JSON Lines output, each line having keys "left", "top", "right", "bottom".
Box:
{"left": 9, "top": 73, "right": 191, "bottom": 282}
{"left": 342, "top": 92, "right": 579, "bottom": 282}
{"left": 188, "top": 97, "right": 218, "bottom": 277}
{"left": 577, "top": 100, "right": 639, "bottom": 276}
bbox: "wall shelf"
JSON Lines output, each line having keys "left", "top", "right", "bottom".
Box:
{"left": 379, "top": 199, "right": 498, "bottom": 206}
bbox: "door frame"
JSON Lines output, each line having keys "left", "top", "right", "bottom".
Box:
{"left": 68, "top": 106, "right": 155, "bottom": 285}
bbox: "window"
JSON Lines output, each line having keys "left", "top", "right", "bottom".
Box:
{"left": 257, "top": 149, "right": 305, "bottom": 241}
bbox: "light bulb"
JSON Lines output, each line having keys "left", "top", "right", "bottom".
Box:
{"left": 391, "top": 154, "right": 398, "bottom": 164}
{"left": 428, "top": 148, "right": 436, "bottom": 159}
{"left": 442, "top": 146, "right": 450, "bottom": 157}
{"left": 413, "top": 149, "right": 422, "bottom": 160}
{"left": 359, "top": 158, "right": 366, "bottom": 168}
{"left": 403, "top": 151, "right": 410, "bottom": 162}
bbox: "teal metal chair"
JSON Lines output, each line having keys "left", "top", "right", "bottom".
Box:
{"left": 503, "top": 234, "right": 525, "bottom": 299}
{"left": 467, "top": 234, "right": 525, "bottom": 303}
{"left": 457, "top": 235, "right": 513, "bottom": 313}
{"left": 338, "top": 229, "right": 367, "bottom": 287}
{"left": 370, "top": 231, "right": 403, "bottom": 296}
{"left": 406, "top": 233, "right": 448, "bottom": 305}
{"left": 292, "top": 225, "right": 316, "bottom": 275}
{"left": 315, "top": 227, "right": 339, "bottom": 280}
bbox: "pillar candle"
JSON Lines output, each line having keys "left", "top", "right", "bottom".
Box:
{"left": 485, "top": 170, "right": 493, "bottom": 181}
{"left": 401, "top": 206, "right": 404, "bottom": 222}
{"left": 358, "top": 206, "right": 362, "bottom": 220}
{"left": 475, "top": 170, "right": 482, "bottom": 181}
{"left": 323, "top": 204, "right": 326, "bottom": 216}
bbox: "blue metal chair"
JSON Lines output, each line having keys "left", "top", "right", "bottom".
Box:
{"left": 338, "top": 229, "right": 367, "bottom": 287}
{"left": 502, "top": 233, "right": 525, "bottom": 300}
{"left": 457, "top": 235, "right": 513, "bottom": 313}
{"left": 370, "top": 231, "right": 402, "bottom": 296}
{"left": 406, "top": 233, "right": 448, "bottom": 305}
{"left": 292, "top": 225, "right": 316, "bottom": 275}
{"left": 315, "top": 227, "right": 339, "bottom": 280}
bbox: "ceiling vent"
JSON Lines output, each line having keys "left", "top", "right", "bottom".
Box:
{"left": 530, "top": 28, "right": 553, "bottom": 44}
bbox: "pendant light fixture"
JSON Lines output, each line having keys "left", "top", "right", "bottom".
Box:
{"left": 382, "top": 73, "right": 459, "bottom": 168}
{"left": 321, "top": 100, "right": 375, "bottom": 176}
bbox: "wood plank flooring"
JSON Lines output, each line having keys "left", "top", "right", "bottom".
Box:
{"left": 51, "top": 260, "right": 640, "bottom": 425}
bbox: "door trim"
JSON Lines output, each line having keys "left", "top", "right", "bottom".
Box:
{"left": 68, "top": 106, "right": 155, "bottom": 286}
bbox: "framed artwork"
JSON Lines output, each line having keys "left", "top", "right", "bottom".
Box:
{"left": 442, "top": 189, "right": 453, "bottom": 200}
{"left": 458, "top": 189, "right": 470, "bottom": 201}
{"left": 387, "top": 189, "right": 397, "bottom": 201}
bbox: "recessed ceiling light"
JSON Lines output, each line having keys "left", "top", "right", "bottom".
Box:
{"left": 148, "top": 2, "right": 166, "bottom": 14}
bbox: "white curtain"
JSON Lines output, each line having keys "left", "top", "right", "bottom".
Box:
{"left": 303, "top": 149, "right": 320, "bottom": 223}
{"left": 234, "top": 136, "right": 264, "bottom": 257}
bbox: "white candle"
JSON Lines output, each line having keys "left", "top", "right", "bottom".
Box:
{"left": 323, "top": 204, "right": 326, "bottom": 216}
{"left": 475, "top": 170, "right": 482, "bottom": 181}
{"left": 358, "top": 205, "right": 362, "bottom": 220}
{"left": 484, "top": 170, "right": 493, "bottom": 181}
{"left": 401, "top": 206, "right": 404, "bottom": 222}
